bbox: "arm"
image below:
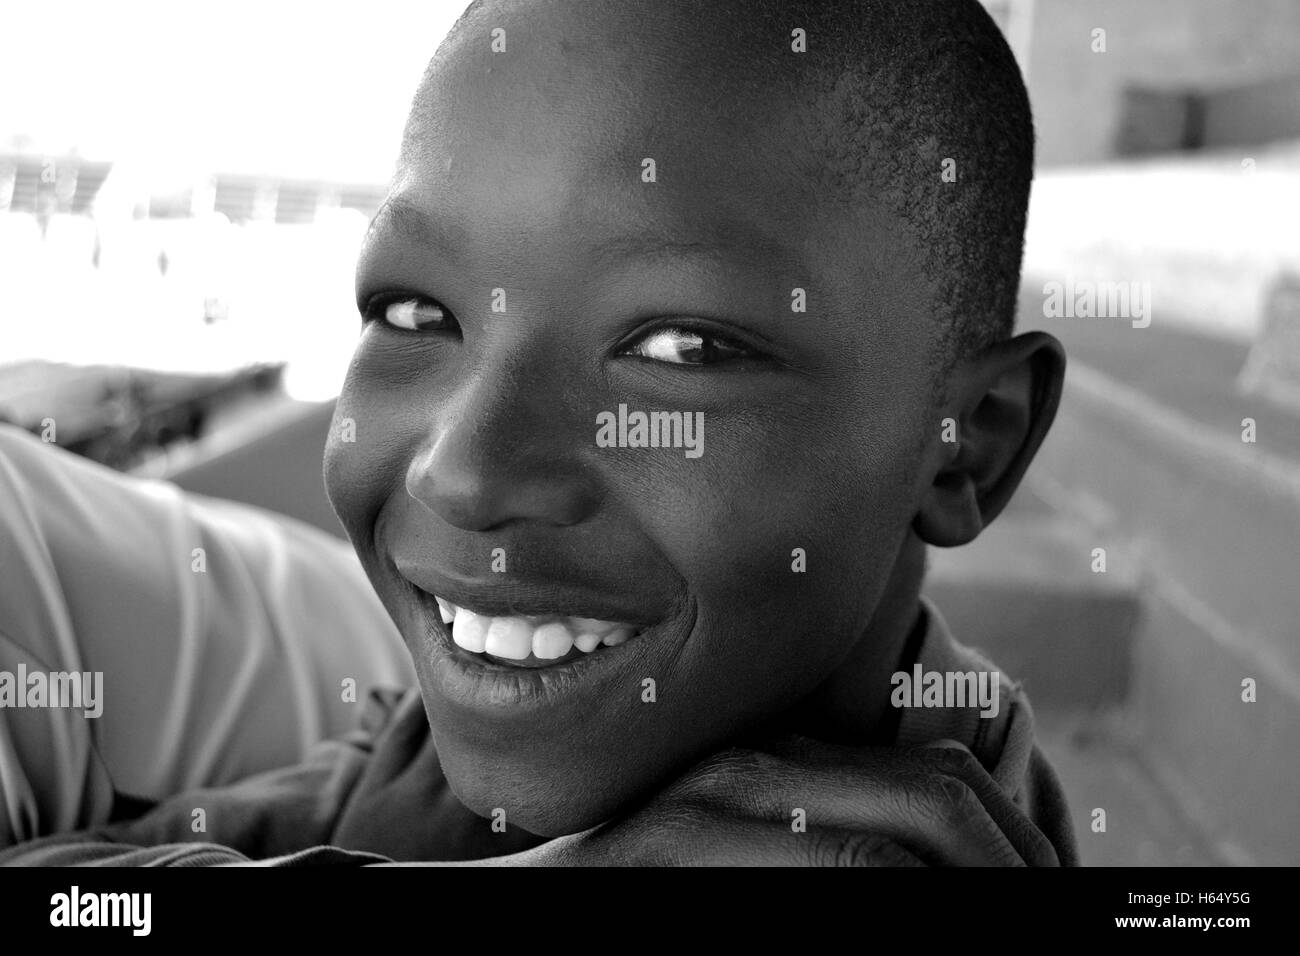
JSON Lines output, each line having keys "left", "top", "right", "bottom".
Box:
{"left": 0, "top": 424, "right": 412, "bottom": 847}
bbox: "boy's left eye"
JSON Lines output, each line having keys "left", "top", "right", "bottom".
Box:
{"left": 621, "top": 326, "right": 754, "bottom": 365}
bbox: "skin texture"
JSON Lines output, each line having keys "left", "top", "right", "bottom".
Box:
{"left": 323, "top": 0, "right": 1065, "bottom": 847}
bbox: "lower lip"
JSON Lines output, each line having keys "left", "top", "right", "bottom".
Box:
{"left": 405, "top": 585, "right": 679, "bottom": 715}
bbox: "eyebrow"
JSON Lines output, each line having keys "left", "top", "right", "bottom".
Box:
{"left": 368, "top": 194, "right": 790, "bottom": 268}
{"left": 367, "top": 197, "right": 466, "bottom": 252}
{"left": 596, "top": 232, "right": 783, "bottom": 264}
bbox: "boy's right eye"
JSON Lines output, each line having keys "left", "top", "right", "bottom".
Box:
{"left": 365, "top": 295, "right": 456, "bottom": 333}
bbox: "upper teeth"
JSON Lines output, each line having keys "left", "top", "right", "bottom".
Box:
{"left": 435, "top": 597, "right": 637, "bottom": 662}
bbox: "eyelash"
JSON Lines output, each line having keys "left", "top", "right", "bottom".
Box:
{"left": 362, "top": 294, "right": 763, "bottom": 366}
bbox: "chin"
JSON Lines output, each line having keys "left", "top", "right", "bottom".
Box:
{"left": 437, "top": 742, "right": 652, "bottom": 837}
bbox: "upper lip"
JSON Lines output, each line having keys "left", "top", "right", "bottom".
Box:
{"left": 394, "top": 560, "right": 665, "bottom": 626}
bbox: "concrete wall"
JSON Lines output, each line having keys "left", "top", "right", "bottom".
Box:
{"left": 1026, "top": 362, "right": 1300, "bottom": 865}
{"left": 1022, "top": 0, "right": 1300, "bottom": 168}
{"left": 1022, "top": 147, "right": 1300, "bottom": 341}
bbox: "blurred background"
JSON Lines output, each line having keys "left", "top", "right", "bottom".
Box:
{"left": 1, "top": 0, "right": 1297, "bottom": 864}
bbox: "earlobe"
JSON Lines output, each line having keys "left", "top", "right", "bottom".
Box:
{"left": 915, "top": 470, "right": 983, "bottom": 546}
{"left": 914, "top": 331, "right": 1065, "bottom": 548}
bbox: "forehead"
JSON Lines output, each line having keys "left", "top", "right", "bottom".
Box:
{"left": 391, "top": 3, "right": 825, "bottom": 261}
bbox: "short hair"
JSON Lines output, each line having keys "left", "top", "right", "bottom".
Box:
{"left": 751, "top": 0, "right": 1035, "bottom": 376}
{"left": 430, "top": 0, "right": 1034, "bottom": 377}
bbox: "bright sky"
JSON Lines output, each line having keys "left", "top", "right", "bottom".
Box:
{"left": 0, "top": 0, "right": 469, "bottom": 183}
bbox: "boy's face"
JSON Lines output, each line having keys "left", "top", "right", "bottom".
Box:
{"left": 326, "top": 1, "right": 943, "bottom": 835}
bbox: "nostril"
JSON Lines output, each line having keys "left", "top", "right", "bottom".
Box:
{"left": 404, "top": 438, "right": 600, "bottom": 531}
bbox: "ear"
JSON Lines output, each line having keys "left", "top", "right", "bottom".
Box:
{"left": 914, "top": 331, "right": 1066, "bottom": 548}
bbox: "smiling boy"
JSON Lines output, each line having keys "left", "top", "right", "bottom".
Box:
{"left": 0, "top": 0, "right": 1076, "bottom": 866}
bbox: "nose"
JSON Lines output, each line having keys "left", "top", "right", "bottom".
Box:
{"left": 404, "top": 356, "right": 601, "bottom": 532}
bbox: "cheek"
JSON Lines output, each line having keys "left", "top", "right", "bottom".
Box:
{"left": 323, "top": 370, "right": 411, "bottom": 551}
{"left": 634, "top": 411, "right": 918, "bottom": 616}
{"left": 609, "top": 413, "right": 920, "bottom": 719}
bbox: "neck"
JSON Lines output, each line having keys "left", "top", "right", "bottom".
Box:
{"left": 778, "top": 534, "right": 928, "bottom": 745}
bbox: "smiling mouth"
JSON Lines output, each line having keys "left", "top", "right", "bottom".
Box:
{"left": 430, "top": 595, "right": 645, "bottom": 669}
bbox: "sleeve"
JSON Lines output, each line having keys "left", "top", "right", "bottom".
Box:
{"left": 1019, "top": 744, "right": 1081, "bottom": 868}
{"left": 991, "top": 690, "right": 1081, "bottom": 868}
{"left": 0, "top": 423, "right": 413, "bottom": 848}
{"left": 0, "top": 687, "right": 417, "bottom": 867}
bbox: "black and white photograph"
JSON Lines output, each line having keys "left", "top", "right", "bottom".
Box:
{"left": 0, "top": 0, "right": 1293, "bottom": 932}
